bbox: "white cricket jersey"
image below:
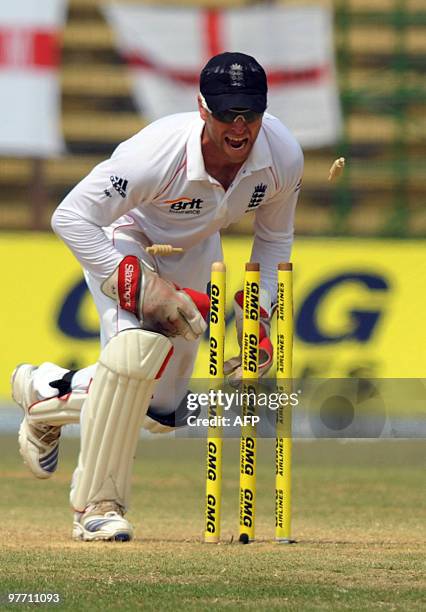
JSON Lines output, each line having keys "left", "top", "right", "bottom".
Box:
{"left": 52, "top": 112, "right": 303, "bottom": 302}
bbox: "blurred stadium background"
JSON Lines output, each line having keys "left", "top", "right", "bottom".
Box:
{"left": 1, "top": 7, "right": 424, "bottom": 602}
{"left": 1, "top": 0, "right": 425, "bottom": 408}
{"left": 1, "top": 0, "right": 425, "bottom": 235}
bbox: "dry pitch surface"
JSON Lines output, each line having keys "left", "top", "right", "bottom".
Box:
{"left": 0, "top": 436, "right": 425, "bottom": 611}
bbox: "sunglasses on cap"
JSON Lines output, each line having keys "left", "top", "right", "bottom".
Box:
{"left": 199, "top": 93, "right": 263, "bottom": 124}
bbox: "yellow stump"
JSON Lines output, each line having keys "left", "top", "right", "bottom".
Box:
{"left": 275, "top": 262, "right": 294, "bottom": 543}
{"left": 239, "top": 263, "right": 260, "bottom": 543}
{"left": 204, "top": 262, "right": 226, "bottom": 543}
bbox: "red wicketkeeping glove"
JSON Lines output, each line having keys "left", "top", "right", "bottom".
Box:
{"left": 101, "top": 256, "right": 209, "bottom": 340}
{"left": 224, "top": 289, "right": 274, "bottom": 381}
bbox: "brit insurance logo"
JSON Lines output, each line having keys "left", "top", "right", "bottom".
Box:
{"left": 166, "top": 197, "right": 204, "bottom": 215}
{"left": 247, "top": 183, "right": 267, "bottom": 210}
{"left": 104, "top": 175, "right": 128, "bottom": 199}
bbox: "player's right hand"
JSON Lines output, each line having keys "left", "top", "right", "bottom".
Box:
{"left": 101, "top": 256, "right": 209, "bottom": 340}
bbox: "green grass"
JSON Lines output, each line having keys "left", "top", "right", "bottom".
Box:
{"left": 0, "top": 436, "right": 425, "bottom": 610}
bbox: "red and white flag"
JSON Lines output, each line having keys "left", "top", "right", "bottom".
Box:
{"left": 103, "top": 4, "right": 341, "bottom": 148}
{"left": 0, "top": 1, "right": 67, "bottom": 156}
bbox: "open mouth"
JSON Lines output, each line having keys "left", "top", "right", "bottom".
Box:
{"left": 225, "top": 137, "right": 248, "bottom": 150}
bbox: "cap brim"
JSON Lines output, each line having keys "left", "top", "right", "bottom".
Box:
{"left": 205, "top": 92, "right": 267, "bottom": 113}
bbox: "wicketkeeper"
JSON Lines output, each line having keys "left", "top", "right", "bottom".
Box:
{"left": 11, "top": 52, "right": 303, "bottom": 541}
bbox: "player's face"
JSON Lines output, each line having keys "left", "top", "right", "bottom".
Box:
{"left": 199, "top": 101, "right": 263, "bottom": 165}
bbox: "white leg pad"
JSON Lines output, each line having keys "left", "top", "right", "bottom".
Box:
{"left": 70, "top": 329, "right": 172, "bottom": 512}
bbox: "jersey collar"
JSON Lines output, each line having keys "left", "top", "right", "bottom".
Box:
{"left": 186, "top": 115, "right": 209, "bottom": 181}
{"left": 244, "top": 126, "right": 273, "bottom": 174}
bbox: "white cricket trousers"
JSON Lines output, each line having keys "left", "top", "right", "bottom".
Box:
{"left": 83, "top": 215, "right": 223, "bottom": 414}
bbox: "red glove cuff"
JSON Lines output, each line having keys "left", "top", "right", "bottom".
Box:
{"left": 235, "top": 290, "right": 272, "bottom": 360}
{"left": 235, "top": 290, "right": 269, "bottom": 320}
{"left": 182, "top": 288, "right": 210, "bottom": 321}
{"left": 117, "top": 255, "right": 141, "bottom": 314}
{"left": 259, "top": 336, "right": 273, "bottom": 369}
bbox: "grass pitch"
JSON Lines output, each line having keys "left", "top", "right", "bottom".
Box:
{"left": 0, "top": 436, "right": 425, "bottom": 610}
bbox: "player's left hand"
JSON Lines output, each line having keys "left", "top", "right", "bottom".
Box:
{"left": 224, "top": 290, "right": 274, "bottom": 381}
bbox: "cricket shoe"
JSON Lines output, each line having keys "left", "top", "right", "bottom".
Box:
{"left": 12, "top": 364, "right": 62, "bottom": 479}
{"left": 73, "top": 502, "right": 133, "bottom": 542}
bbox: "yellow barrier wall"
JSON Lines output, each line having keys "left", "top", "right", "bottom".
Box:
{"left": 1, "top": 234, "right": 424, "bottom": 399}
